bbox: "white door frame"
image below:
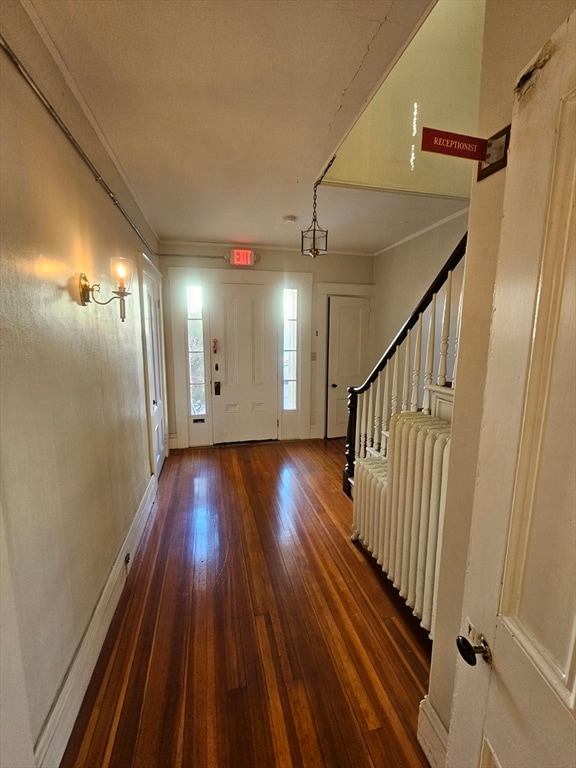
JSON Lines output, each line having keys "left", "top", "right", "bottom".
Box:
{"left": 446, "top": 13, "right": 576, "bottom": 766}
{"left": 314, "top": 283, "right": 375, "bottom": 438}
{"left": 169, "top": 267, "right": 312, "bottom": 447}
{"left": 139, "top": 253, "right": 168, "bottom": 476}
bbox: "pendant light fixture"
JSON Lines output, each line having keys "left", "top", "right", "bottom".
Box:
{"left": 301, "top": 156, "right": 336, "bottom": 258}
{"left": 301, "top": 182, "right": 327, "bottom": 258}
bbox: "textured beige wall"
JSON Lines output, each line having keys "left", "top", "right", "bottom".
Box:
{"left": 428, "top": 0, "right": 576, "bottom": 739}
{"left": 0, "top": 507, "right": 36, "bottom": 767}
{"left": 0, "top": 0, "right": 154, "bottom": 750}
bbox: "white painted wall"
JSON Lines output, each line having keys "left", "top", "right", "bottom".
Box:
{"left": 0, "top": 1, "right": 158, "bottom": 762}
{"left": 419, "top": 2, "right": 576, "bottom": 765}
{"left": 372, "top": 212, "right": 469, "bottom": 354}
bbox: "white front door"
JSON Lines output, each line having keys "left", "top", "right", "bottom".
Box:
{"left": 326, "top": 295, "right": 371, "bottom": 438}
{"left": 208, "top": 282, "right": 278, "bottom": 444}
{"left": 142, "top": 268, "right": 166, "bottom": 477}
{"left": 447, "top": 13, "right": 575, "bottom": 767}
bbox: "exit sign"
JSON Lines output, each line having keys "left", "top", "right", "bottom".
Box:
{"left": 229, "top": 248, "right": 255, "bottom": 266}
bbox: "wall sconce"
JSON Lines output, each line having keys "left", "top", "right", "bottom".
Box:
{"left": 79, "top": 257, "right": 133, "bottom": 322}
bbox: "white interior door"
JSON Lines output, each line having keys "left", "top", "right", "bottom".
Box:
{"left": 447, "top": 13, "right": 575, "bottom": 767}
{"left": 326, "top": 295, "right": 371, "bottom": 438}
{"left": 142, "top": 268, "right": 167, "bottom": 477}
{"left": 208, "top": 282, "right": 278, "bottom": 444}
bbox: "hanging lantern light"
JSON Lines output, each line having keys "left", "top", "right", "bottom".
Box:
{"left": 301, "top": 156, "right": 336, "bottom": 258}
{"left": 301, "top": 182, "right": 328, "bottom": 258}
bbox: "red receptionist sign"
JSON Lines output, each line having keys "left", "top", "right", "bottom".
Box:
{"left": 422, "top": 127, "right": 487, "bottom": 162}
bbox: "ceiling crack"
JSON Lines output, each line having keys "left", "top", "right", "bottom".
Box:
{"left": 328, "top": 11, "right": 389, "bottom": 131}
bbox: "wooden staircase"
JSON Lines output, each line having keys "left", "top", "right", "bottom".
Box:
{"left": 343, "top": 233, "right": 467, "bottom": 497}
{"left": 342, "top": 235, "right": 467, "bottom": 636}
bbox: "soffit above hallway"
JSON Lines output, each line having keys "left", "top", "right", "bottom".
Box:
{"left": 326, "top": 0, "right": 485, "bottom": 199}
{"left": 22, "top": 0, "right": 473, "bottom": 255}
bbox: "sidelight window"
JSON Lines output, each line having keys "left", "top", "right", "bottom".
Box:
{"left": 283, "top": 289, "right": 298, "bottom": 410}
{"left": 186, "top": 286, "right": 207, "bottom": 416}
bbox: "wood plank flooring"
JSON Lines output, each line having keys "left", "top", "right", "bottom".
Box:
{"left": 60, "top": 439, "right": 432, "bottom": 768}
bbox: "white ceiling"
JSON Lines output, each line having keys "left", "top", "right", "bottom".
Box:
{"left": 24, "top": 0, "right": 472, "bottom": 256}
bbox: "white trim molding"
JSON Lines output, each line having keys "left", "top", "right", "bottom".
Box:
{"left": 314, "top": 282, "right": 375, "bottom": 438}
{"left": 418, "top": 695, "right": 449, "bottom": 768}
{"left": 375, "top": 208, "right": 469, "bottom": 257}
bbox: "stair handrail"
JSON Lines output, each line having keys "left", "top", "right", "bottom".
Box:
{"left": 343, "top": 232, "right": 467, "bottom": 494}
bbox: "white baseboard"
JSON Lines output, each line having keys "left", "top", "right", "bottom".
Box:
{"left": 418, "top": 695, "right": 449, "bottom": 768}
{"left": 36, "top": 475, "right": 157, "bottom": 768}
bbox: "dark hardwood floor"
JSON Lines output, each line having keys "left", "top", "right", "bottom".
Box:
{"left": 60, "top": 439, "right": 431, "bottom": 768}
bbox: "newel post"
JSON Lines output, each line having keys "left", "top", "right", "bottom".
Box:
{"left": 343, "top": 388, "right": 358, "bottom": 497}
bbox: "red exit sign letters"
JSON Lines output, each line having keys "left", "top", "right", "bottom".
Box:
{"left": 229, "top": 248, "right": 255, "bottom": 266}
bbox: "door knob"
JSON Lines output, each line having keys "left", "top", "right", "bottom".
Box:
{"left": 331, "top": 383, "right": 338, "bottom": 388}
{"left": 456, "top": 634, "right": 492, "bottom": 666}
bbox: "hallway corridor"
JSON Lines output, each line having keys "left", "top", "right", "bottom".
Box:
{"left": 60, "top": 440, "right": 431, "bottom": 768}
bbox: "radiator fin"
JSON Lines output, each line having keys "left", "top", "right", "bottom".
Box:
{"left": 352, "top": 412, "right": 451, "bottom": 637}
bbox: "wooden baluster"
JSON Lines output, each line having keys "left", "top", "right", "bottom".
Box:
{"left": 391, "top": 350, "right": 399, "bottom": 417}
{"left": 401, "top": 330, "right": 411, "bottom": 411}
{"left": 366, "top": 384, "right": 375, "bottom": 449}
{"left": 354, "top": 392, "right": 362, "bottom": 459}
{"left": 438, "top": 270, "right": 452, "bottom": 386}
{"left": 423, "top": 294, "right": 436, "bottom": 414}
{"left": 410, "top": 314, "right": 423, "bottom": 411}
{"left": 452, "top": 275, "right": 464, "bottom": 387}
{"left": 381, "top": 365, "right": 390, "bottom": 456}
{"left": 359, "top": 392, "right": 368, "bottom": 458}
{"left": 373, "top": 372, "right": 382, "bottom": 452}
{"left": 343, "top": 388, "right": 357, "bottom": 495}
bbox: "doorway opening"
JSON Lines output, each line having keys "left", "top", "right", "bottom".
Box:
{"left": 170, "top": 270, "right": 312, "bottom": 448}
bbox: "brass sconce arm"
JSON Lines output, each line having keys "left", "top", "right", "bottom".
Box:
{"left": 79, "top": 258, "right": 133, "bottom": 322}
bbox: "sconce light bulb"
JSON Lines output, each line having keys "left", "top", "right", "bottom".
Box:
{"left": 80, "top": 258, "right": 132, "bottom": 321}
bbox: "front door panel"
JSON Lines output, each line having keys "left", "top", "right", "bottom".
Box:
{"left": 209, "top": 283, "right": 278, "bottom": 444}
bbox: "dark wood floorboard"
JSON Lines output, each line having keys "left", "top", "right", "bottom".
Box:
{"left": 60, "top": 439, "right": 431, "bottom": 768}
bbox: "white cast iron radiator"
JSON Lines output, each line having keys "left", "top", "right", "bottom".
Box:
{"left": 352, "top": 412, "right": 451, "bottom": 637}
